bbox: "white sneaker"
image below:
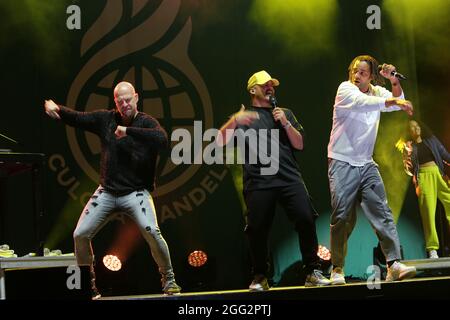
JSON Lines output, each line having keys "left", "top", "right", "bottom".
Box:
{"left": 330, "top": 267, "right": 346, "bottom": 285}
{"left": 249, "top": 275, "right": 269, "bottom": 291}
{"left": 386, "top": 261, "right": 416, "bottom": 282}
{"left": 305, "top": 269, "right": 331, "bottom": 287}
{"left": 428, "top": 250, "right": 439, "bottom": 259}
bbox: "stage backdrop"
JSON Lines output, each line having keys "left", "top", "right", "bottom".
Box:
{"left": 0, "top": 0, "right": 449, "bottom": 293}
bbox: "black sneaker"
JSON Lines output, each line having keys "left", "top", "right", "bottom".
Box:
{"left": 90, "top": 268, "right": 101, "bottom": 300}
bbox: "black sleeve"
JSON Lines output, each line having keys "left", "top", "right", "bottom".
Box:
{"left": 284, "top": 109, "right": 304, "bottom": 133}
{"left": 285, "top": 108, "right": 305, "bottom": 135}
{"left": 58, "top": 105, "right": 105, "bottom": 134}
{"left": 435, "top": 136, "right": 450, "bottom": 164}
{"left": 126, "top": 115, "right": 168, "bottom": 150}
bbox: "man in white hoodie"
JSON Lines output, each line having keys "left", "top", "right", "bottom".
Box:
{"left": 327, "top": 55, "right": 416, "bottom": 284}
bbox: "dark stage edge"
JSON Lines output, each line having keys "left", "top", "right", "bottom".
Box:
{"left": 99, "top": 276, "right": 450, "bottom": 300}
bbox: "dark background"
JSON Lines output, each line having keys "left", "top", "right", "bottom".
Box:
{"left": 0, "top": 0, "right": 449, "bottom": 295}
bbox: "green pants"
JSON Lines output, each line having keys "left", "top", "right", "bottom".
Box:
{"left": 417, "top": 165, "right": 450, "bottom": 250}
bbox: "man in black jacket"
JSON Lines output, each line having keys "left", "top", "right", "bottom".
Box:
{"left": 44, "top": 82, "right": 180, "bottom": 298}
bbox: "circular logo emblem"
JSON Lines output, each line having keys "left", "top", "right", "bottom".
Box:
{"left": 66, "top": 1, "right": 213, "bottom": 197}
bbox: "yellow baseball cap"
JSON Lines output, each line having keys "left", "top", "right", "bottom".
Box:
{"left": 247, "top": 70, "right": 280, "bottom": 91}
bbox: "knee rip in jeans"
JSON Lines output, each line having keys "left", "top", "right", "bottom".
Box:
{"left": 84, "top": 203, "right": 97, "bottom": 215}
{"left": 145, "top": 226, "right": 162, "bottom": 237}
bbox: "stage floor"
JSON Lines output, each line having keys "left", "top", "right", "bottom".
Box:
{"left": 99, "top": 275, "right": 450, "bottom": 300}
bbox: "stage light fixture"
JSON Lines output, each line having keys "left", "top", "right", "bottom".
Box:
{"left": 318, "top": 245, "right": 331, "bottom": 261}
{"left": 103, "top": 254, "right": 122, "bottom": 271}
{"left": 188, "top": 250, "right": 208, "bottom": 267}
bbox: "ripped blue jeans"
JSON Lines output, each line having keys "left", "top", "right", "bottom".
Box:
{"left": 73, "top": 186, "right": 174, "bottom": 278}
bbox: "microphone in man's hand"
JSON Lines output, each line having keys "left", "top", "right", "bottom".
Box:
{"left": 269, "top": 95, "right": 283, "bottom": 127}
{"left": 269, "top": 95, "right": 278, "bottom": 108}
{"left": 378, "top": 65, "right": 407, "bottom": 80}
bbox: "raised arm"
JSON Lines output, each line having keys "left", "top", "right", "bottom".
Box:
{"left": 379, "top": 63, "right": 404, "bottom": 98}
{"left": 335, "top": 82, "right": 413, "bottom": 116}
{"left": 44, "top": 99, "right": 103, "bottom": 132}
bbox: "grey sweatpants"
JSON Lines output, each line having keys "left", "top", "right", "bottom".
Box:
{"left": 328, "top": 159, "right": 402, "bottom": 267}
{"left": 73, "top": 186, "right": 175, "bottom": 278}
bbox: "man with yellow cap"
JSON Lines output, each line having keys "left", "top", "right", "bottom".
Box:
{"left": 217, "top": 71, "right": 330, "bottom": 290}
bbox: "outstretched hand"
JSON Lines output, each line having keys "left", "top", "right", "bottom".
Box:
{"left": 397, "top": 99, "right": 414, "bottom": 116}
{"left": 234, "top": 104, "right": 259, "bottom": 126}
{"left": 386, "top": 98, "right": 413, "bottom": 116}
{"left": 44, "top": 99, "right": 61, "bottom": 120}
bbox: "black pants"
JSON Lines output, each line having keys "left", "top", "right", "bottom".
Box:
{"left": 244, "top": 183, "right": 320, "bottom": 276}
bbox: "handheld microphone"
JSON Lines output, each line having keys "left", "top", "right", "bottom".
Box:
{"left": 378, "top": 65, "right": 407, "bottom": 80}
{"left": 269, "top": 95, "right": 283, "bottom": 128}
{"left": 269, "top": 95, "right": 278, "bottom": 108}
